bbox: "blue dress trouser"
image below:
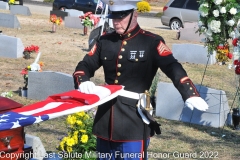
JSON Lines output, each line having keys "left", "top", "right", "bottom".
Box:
{"left": 96, "top": 138, "right": 150, "bottom": 160}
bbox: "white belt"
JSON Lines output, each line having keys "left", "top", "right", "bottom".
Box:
{"left": 118, "top": 89, "right": 152, "bottom": 124}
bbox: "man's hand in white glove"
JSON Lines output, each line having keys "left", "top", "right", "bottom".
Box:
{"left": 185, "top": 97, "right": 209, "bottom": 111}
{"left": 79, "top": 81, "right": 96, "bottom": 94}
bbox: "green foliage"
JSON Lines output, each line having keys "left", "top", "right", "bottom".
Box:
{"left": 57, "top": 111, "right": 96, "bottom": 160}
{"left": 149, "top": 71, "right": 160, "bottom": 96}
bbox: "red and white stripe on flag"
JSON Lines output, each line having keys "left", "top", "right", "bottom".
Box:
{"left": 0, "top": 85, "right": 124, "bottom": 131}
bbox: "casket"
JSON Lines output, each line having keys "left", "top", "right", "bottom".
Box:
{"left": 0, "top": 96, "right": 32, "bottom": 160}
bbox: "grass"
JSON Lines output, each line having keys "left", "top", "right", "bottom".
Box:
{"left": 0, "top": 5, "right": 240, "bottom": 160}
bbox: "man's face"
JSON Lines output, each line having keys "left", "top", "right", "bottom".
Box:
{"left": 112, "top": 11, "right": 137, "bottom": 34}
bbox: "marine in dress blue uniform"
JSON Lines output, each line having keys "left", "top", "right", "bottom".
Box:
{"left": 73, "top": 0, "right": 209, "bottom": 159}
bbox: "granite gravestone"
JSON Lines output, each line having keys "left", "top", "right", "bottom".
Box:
{"left": 155, "top": 82, "right": 230, "bottom": 128}
{"left": 50, "top": 10, "right": 68, "bottom": 20}
{"left": 0, "top": 1, "right": 9, "bottom": 10}
{"left": 64, "top": 16, "right": 84, "bottom": 29}
{"left": 0, "top": 13, "right": 20, "bottom": 28}
{"left": 28, "top": 71, "right": 75, "bottom": 100}
{"left": 172, "top": 43, "right": 216, "bottom": 65}
{"left": 180, "top": 22, "right": 205, "bottom": 42}
{"left": 0, "top": 35, "right": 24, "bottom": 58}
{"left": 64, "top": 9, "right": 84, "bottom": 17}
{"left": 10, "top": 5, "right": 31, "bottom": 16}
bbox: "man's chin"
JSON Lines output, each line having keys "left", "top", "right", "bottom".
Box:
{"left": 115, "top": 29, "right": 124, "bottom": 34}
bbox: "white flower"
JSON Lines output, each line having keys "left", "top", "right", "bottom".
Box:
{"left": 209, "top": 20, "right": 221, "bottom": 33}
{"left": 200, "top": 10, "right": 208, "bottom": 17}
{"left": 202, "top": 3, "right": 209, "bottom": 7}
{"left": 230, "top": 31, "right": 236, "bottom": 38}
{"left": 220, "top": 7, "right": 226, "bottom": 14}
{"left": 198, "top": 21, "right": 203, "bottom": 27}
{"left": 205, "top": 29, "right": 212, "bottom": 37}
{"left": 213, "top": 10, "right": 219, "bottom": 17}
{"left": 229, "top": 8, "right": 237, "bottom": 15}
{"left": 214, "top": 0, "right": 222, "bottom": 5}
{"left": 227, "top": 19, "right": 235, "bottom": 26}
{"left": 237, "top": 20, "right": 240, "bottom": 29}
{"left": 30, "top": 63, "right": 41, "bottom": 71}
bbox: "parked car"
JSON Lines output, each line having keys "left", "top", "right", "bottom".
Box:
{"left": 161, "top": 0, "right": 199, "bottom": 30}
{"left": 52, "top": 0, "right": 103, "bottom": 14}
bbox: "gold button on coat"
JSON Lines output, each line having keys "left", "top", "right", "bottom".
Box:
{"left": 135, "top": 59, "right": 138, "bottom": 61}
{"left": 121, "top": 48, "right": 125, "bottom": 52}
{"left": 117, "top": 72, "right": 121, "bottom": 76}
{"left": 119, "top": 55, "right": 122, "bottom": 59}
{"left": 117, "top": 64, "right": 121, "bottom": 67}
{"left": 114, "top": 80, "right": 118, "bottom": 84}
{"left": 104, "top": 57, "right": 107, "bottom": 60}
{"left": 190, "top": 87, "right": 192, "bottom": 90}
{"left": 123, "top": 41, "right": 127, "bottom": 45}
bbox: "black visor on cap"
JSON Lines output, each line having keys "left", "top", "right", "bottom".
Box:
{"left": 107, "top": 9, "right": 134, "bottom": 19}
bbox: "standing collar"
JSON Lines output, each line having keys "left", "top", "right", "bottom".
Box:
{"left": 118, "top": 24, "right": 141, "bottom": 39}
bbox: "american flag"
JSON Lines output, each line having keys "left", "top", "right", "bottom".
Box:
{"left": 0, "top": 85, "right": 123, "bottom": 131}
{"left": 96, "top": 0, "right": 104, "bottom": 9}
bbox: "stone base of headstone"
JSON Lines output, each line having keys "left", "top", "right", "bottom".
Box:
{"left": 155, "top": 82, "right": 230, "bottom": 128}
{"left": 0, "top": 13, "right": 21, "bottom": 28}
{"left": 0, "top": 35, "right": 24, "bottom": 58}
{"left": 25, "top": 134, "right": 46, "bottom": 160}
{"left": 172, "top": 43, "right": 216, "bottom": 65}
{"left": 10, "top": 5, "right": 31, "bottom": 16}
{"left": 64, "top": 16, "right": 84, "bottom": 29}
{"left": 28, "top": 71, "right": 75, "bottom": 100}
{"left": 50, "top": 10, "right": 68, "bottom": 20}
{"left": 0, "top": 1, "right": 9, "bottom": 10}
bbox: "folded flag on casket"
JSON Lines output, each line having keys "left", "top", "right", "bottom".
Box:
{"left": 0, "top": 85, "right": 123, "bottom": 131}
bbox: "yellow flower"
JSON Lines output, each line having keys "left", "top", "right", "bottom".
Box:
{"left": 137, "top": 1, "right": 151, "bottom": 13}
{"left": 27, "top": 66, "right": 31, "bottom": 70}
{"left": 73, "top": 134, "right": 78, "bottom": 143}
{"left": 8, "top": 0, "right": 15, "bottom": 5}
{"left": 81, "top": 135, "right": 88, "bottom": 143}
{"left": 59, "top": 141, "right": 65, "bottom": 151}
{"left": 76, "top": 120, "right": 83, "bottom": 126}
{"left": 66, "top": 146, "right": 73, "bottom": 152}
{"left": 80, "top": 129, "right": 86, "bottom": 133}
{"left": 84, "top": 114, "right": 90, "bottom": 120}
{"left": 66, "top": 115, "right": 76, "bottom": 125}
{"left": 66, "top": 137, "right": 75, "bottom": 146}
{"left": 77, "top": 111, "right": 85, "bottom": 117}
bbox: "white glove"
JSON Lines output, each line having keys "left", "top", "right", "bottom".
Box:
{"left": 185, "top": 97, "right": 209, "bottom": 111}
{"left": 79, "top": 81, "right": 96, "bottom": 94}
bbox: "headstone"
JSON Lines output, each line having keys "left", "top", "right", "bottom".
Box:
{"left": 50, "top": 10, "right": 69, "bottom": 20}
{"left": 0, "top": 13, "right": 21, "bottom": 28}
{"left": 180, "top": 22, "right": 205, "bottom": 42}
{"left": 0, "top": 1, "right": 9, "bottom": 10}
{"left": 65, "top": 9, "right": 84, "bottom": 17}
{"left": 25, "top": 134, "right": 46, "bottom": 160}
{"left": 0, "top": 35, "right": 24, "bottom": 58}
{"left": 155, "top": 82, "right": 230, "bottom": 128}
{"left": 10, "top": 5, "right": 31, "bottom": 16}
{"left": 64, "top": 16, "right": 84, "bottom": 29}
{"left": 28, "top": 71, "right": 75, "bottom": 100}
{"left": 172, "top": 43, "right": 216, "bottom": 65}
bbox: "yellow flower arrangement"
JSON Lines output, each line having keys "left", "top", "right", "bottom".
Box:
{"left": 137, "top": 0, "right": 151, "bottom": 13}
{"left": 8, "top": 0, "right": 15, "bottom": 5}
{"left": 50, "top": 14, "right": 63, "bottom": 25}
{"left": 57, "top": 111, "right": 96, "bottom": 160}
